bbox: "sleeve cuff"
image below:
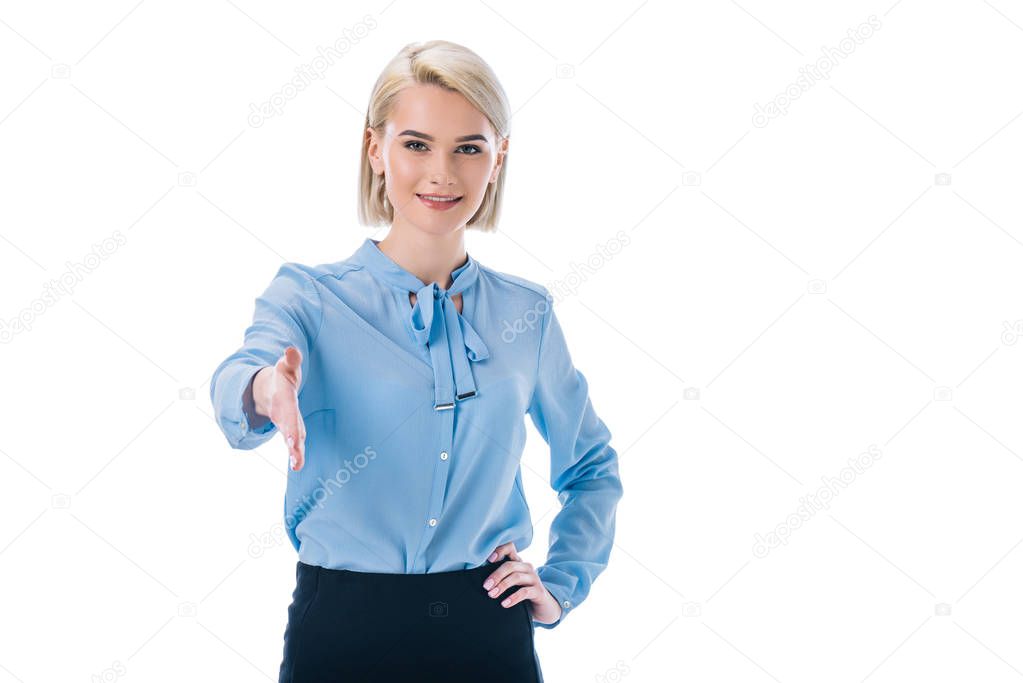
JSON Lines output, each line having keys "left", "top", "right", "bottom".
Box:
{"left": 212, "top": 363, "right": 277, "bottom": 449}
{"left": 532, "top": 572, "right": 574, "bottom": 630}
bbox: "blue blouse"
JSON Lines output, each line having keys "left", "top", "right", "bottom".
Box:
{"left": 210, "top": 237, "right": 624, "bottom": 629}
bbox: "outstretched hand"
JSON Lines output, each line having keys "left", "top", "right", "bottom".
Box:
{"left": 268, "top": 346, "right": 305, "bottom": 471}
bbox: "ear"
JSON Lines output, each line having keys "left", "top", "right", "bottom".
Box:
{"left": 366, "top": 127, "right": 384, "bottom": 175}
{"left": 489, "top": 136, "right": 509, "bottom": 184}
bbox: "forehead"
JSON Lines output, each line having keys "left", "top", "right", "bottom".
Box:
{"left": 386, "top": 83, "right": 493, "bottom": 139}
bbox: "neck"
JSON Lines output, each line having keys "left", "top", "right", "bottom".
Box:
{"left": 376, "top": 223, "right": 468, "bottom": 290}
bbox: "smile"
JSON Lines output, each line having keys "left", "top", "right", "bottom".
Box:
{"left": 417, "top": 194, "right": 463, "bottom": 211}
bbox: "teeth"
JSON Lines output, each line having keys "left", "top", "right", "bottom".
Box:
{"left": 420, "top": 195, "right": 459, "bottom": 202}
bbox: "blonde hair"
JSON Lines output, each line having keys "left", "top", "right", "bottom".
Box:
{"left": 358, "top": 40, "right": 511, "bottom": 232}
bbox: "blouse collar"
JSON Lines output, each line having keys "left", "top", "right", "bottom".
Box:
{"left": 352, "top": 238, "right": 490, "bottom": 410}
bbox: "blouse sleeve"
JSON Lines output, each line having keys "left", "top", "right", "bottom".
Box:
{"left": 526, "top": 293, "right": 624, "bottom": 629}
{"left": 209, "top": 263, "right": 324, "bottom": 450}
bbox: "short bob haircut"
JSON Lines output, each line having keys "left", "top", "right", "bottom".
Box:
{"left": 358, "top": 40, "right": 511, "bottom": 232}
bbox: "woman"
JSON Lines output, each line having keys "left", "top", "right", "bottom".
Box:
{"left": 210, "top": 39, "right": 624, "bottom": 682}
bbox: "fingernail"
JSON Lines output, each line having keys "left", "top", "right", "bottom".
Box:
{"left": 287, "top": 435, "right": 294, "bottom": 447}
{"left": 501, "top": 598, "right": 511, "bottom": 607}
{"left": 488, "top": 552, "right": 497, "bottom": 561}
{"left": 290, "top": 456, "right": 296, "bottom": 469}
{"left": 483, "top": 579, "right": 493, "bottom": 590}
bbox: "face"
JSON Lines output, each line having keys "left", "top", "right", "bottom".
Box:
{"left": 366, "top": 83, "right": 508, "bottom": 236}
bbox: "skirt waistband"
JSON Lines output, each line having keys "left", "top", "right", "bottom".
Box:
{"left": 297, "top": 559, "right": 505, "bottom": 585}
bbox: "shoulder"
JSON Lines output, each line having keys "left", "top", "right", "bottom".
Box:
{"left": 477, "top": 265, "right": 556, "bottom": 339}
{"left": 260, "top": 261, "right": 360, "bottom": 314}
{"left": 478, "top": 263, "right": 552, "bottom": 304}
{"left": 267, "top": 259, "right": 366, "bottom": 298}
{"left": 276, "top": 259, "right": 363, "bottom": 283}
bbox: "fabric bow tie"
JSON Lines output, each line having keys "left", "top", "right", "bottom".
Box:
{"left": 409, "top": 273, "right": 490, "bottom": 410}
{"left": 355, "top": 239, "right": 489, "bottom": 411}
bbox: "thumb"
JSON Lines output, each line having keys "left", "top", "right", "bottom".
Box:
{"left": 282, "top": 346, "right": 302, "bottom": 370}
{"left": 277, "top": 346, "right": 302, "bottom": 385}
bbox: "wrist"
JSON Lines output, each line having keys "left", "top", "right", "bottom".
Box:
{"left": 251, "top": 366, "right": 274, "bottom": 419}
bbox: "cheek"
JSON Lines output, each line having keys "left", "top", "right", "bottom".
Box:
{"left": 387, "top": 153, "right": 419, "bottom": 190}
{"left": 462, "top": 158, "right": 495, "bottom": 193}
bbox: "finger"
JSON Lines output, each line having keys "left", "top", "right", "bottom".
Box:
{"left": 482, "top": 559, "right": 519, "bottom": 590}
{"left": 500, "top": 584, "right": 535, "bottom": 608}
{"left": 486, "top": 543, "right": 511, "bottom": 560}
{"left": 287, "top": 425, "right": 305, "bottom": 471}
{"left": 281, "top": 393, "right": 305, "bottom": 471}
{"left": 485, "top": 567, "right": 533, "bottom": 596}
{"left": 487, "top": 541, "right": 518, "bottom": 562}
{"left": 296, "top": 414, "right": 306, "bottom": 468}
{"left": 286, "top": 431, "right": 297, "bottom": 470}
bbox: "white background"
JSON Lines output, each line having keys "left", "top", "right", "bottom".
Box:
{"left": 2, "top": 1, "right": 1022, "bottom": 681}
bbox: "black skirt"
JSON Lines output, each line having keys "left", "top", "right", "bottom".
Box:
{"left": 278, "top": 558, "right": 545, "bottom": 682}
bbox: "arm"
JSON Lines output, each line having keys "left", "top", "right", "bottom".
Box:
{"left": 527, "top": 293, "right": 624, "bottom": 629}
{"left": 209, "top": 263, "right": 324, "bottom": 450}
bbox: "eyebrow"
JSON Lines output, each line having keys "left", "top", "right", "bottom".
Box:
{"left": 399, "top": 129, "right": 488, "bottom": 143}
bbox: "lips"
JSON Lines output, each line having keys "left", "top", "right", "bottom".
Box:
{"left": 416, "top": 194, "right": 462, "bottom": 201}
{"left": 417, "top": 193, "right": 463, "bottom": 211}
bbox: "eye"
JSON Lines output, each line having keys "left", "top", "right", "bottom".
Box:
{"left": 403, "top": 141, "right": 483, "bottom": 155}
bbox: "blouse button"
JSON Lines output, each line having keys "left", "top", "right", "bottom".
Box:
{"left": 563, "top": 600, "right": 571, "bottom": 608}
{"left": 428, "top": 518, "right": 438, "bottom": 527}
{"left": 440, "top": 451, "right": 449, "bottom": 460}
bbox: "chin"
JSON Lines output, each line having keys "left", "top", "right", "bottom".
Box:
{"left": 405, "top": 214, "right": 469, "bottom": 236}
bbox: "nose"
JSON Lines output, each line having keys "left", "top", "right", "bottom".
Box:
{"left": 427, "top": 156, "right": 456, "bottom": 187}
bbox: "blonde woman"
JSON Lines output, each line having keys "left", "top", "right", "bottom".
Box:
{"left": 211, "top": 39, "right": 623, "bottom": 682}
